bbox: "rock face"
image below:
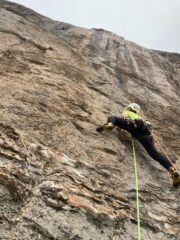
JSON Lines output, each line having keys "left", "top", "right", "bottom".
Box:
{"left": 0, "top": 1, "right": 180, "bottom": 239}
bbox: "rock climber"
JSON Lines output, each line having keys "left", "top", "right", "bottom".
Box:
{"left": 96, "top": 103, "right": 180, "bottom": 187}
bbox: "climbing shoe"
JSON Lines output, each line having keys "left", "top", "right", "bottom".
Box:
{"left": 96, "top": 123, "right": 114, "bottom": 133}
{"left": 96, "top": 126, "right": 105, "bottom": 133}
{"left": 172, "top": 171, "right": 180, "bottom": 187}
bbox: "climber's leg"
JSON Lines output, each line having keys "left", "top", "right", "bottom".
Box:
{"left": 138, "top": 136, "right": 180, "bottom": 186}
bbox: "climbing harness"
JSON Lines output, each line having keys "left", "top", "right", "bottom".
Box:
{"left": 131, "top": 138, "right": 141, "bottom": 240}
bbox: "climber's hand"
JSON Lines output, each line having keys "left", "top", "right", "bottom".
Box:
{"left": 145, "top": 120, "right": 152, "bottom": 128}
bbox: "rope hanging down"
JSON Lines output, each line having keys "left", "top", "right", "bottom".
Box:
{"left": 131, "top": 138, "right": 141, "bottom": 240}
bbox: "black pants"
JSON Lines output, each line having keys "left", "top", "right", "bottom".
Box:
{"left": 108, "top": 116, "right": 173, "bottom": 171}
{"left": 138, "top": 136, "right": 172, "bottom": 170}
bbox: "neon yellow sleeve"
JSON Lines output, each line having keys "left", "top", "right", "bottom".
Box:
{"left": 122, "top": 111, "right": 142, "bottom": 120}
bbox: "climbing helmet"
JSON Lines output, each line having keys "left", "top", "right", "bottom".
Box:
{"left": 127, "top": 103, "right": 141, "bottom": 114}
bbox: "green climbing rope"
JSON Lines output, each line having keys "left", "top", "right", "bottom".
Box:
{"left": 131, "top": 138, "right": 141, "bottom": 240}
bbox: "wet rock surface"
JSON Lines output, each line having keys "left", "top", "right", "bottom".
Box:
{"left": 0, "top": 1, "right": 179, "bottom": 239}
